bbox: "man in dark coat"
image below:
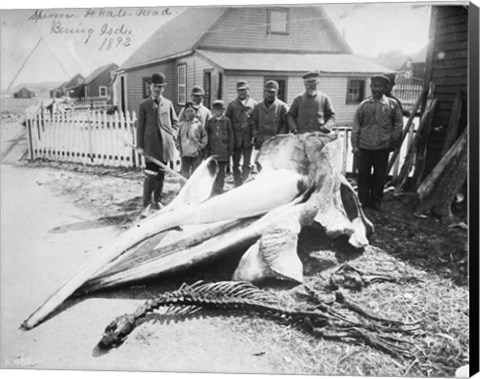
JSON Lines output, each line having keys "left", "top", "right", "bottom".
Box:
{"left": 226, "top": 80, "right": 257, "bottom": 186}
{"left": 287, "top": 71, "right": 336, "bottom": 134}
{"left": 251, "top": 80, "right": 289, "bottom": 150}
{"left": 137, "top": 73, "right": 178, "bottom": 210}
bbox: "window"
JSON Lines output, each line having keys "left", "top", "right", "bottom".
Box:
{"left": 177, "top": 64, "right": 187, "bottom": 105}
{"left": 142, "top": 77, "right": 151, "bottom": 99}
{"left": 346, "top": 79, "right": 365, "bottom": 104}
{"left": 268, "top": 8, "right": 289, "bottom": 34}
{"left": 99, "top": 86, "right": 108, "bottom": 97}
{"left": 404, "top": 71, "right": 412, "bottom": 79}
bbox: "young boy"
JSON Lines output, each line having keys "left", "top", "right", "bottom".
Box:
{"left": 205, "top": 100, "right": 234, "bottom": 194}
{"left": 176, "top": 101, "right": 208, "bottom": 179}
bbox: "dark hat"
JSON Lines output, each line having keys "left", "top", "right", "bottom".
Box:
{"left": 212, "top": 99, "right": 225, "bottom": 108}
{"left": 191, "top": 86, "right": 205, "bottom": 96}
{"left": 236, "top": 80, "right": 249, "bottom": 90}
{"left": 370, "top": 74, "right": 390, "bottom": 85}
{"left": 151, "top": 73, "right": 167, "bottom": 86}
{"left": 302, "top": 71, "right": 320, "bottom": 80}
{"left": 383, "top": 72, "right": 397, "bottom": 86}
{"left": 264, "top": 80, "right": 279, "bottom": 91}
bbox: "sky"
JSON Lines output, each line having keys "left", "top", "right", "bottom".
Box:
{"left": 0, "top": 0, "right": 438, "bottom": 92}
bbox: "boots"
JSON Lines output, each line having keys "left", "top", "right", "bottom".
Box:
{"left": 142, "top": 174, "right": 156, "bottom": 208}
{"left": 152, "top": 172, "right": 165, "bottom": 210}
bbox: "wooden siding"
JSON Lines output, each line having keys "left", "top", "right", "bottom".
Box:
{"left": 125, "top": 62, "right": 176, "bottom": 115}
{"left": 176, "top": 55, "right": 217, "bottom": 104}
{"left": 425, "top": 5, "right": 468, "bottom": 174}
{"left": 199, "top": 7, "right": 349, "bottom": 54}
{"left": 85, "top": 69, "right": 114, "bottom": 100}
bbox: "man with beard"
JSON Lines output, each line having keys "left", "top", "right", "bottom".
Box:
{"left": 351, "top": 74, "right": 403, "bottom": 212}
{"left": 137, "top": 73, "right": 178, "bottom": 211}
{"left": 287, "top": 71, "right": 336, "bottom": 134}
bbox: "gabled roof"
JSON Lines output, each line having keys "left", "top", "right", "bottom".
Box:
{"left": 57, "top": 81, "right": 68, "bottom": 90}
{"left": 122, "top": 7, "right": 228, "bottom": 70}
{"left": 15, "top": 87, "right": 32, "bottom": 93}
{"left": 84, "top": 63, "right": 119, "bottom": 84}
{"left": 413, "top": 45, "right": 428, "bottom": 63}
{"left": 65, "top": 74, "right": 84, "bottom": 90}
{"left": 197, "top": 50, "right": 390, "bottom": 74}
{"left": 121, "top": 6, "right": 352, "bottom": 71}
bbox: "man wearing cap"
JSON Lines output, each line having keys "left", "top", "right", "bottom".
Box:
{"left": 251, "top": 80, "right": 289, "bottom": 150}
{"left": 383, "top": 72, "right": 410, "bottom": 117}
{"left": 287, "top": 71, "right": 336, "bottom": 134}
{"left": 226, "top": 80, "right": 257, "bottom": 186}
{"left": 178, "top": 86, "right": 212, "bottom": 127}
{"left": 351, "top": 74, "right": 403, "bottom": 211}
{"left": 137, "top": 73, "right": 178, "bottom": 211}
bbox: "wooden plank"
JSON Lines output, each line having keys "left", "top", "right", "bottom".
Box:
{"left": 435, "top": 21, "right": 468, "bottom": 36}
{"left": 411, "top": 98, "right": 438, "bottom": 190}
{"left": 387, "top": 88, "right": 427, "bottom": 174}
{"left": 434, "top": 40, "right": 469, "bottom": 52}
{"left": 431, "top": 77, "right": 468, "bottom": 86}
{"left": 394, "top": 96, "right": 437, "bottom": 192}
{"left": 27, "top": 118, "right": 34, "bottom": 160}
{"left": 430, "top": 67, "right": 468, "bottom": 78}
{"left": 432, "top": 49, "right": 468, "bottom": 60}
{"left": 432, "top": 59, "right": 468, "bottom": 70}
{"left": 440, "top": 91, "right": 463, "bottom": 157}
{"left": 434, "top": 31, "right": 468, "bottom": 44}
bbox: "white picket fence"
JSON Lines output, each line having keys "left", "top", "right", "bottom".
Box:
{"left": 26, "top": 110, "right": 418, "bottom": 178}
{"left": 26, "top": 110, "right": 141, "bottom": 168}
{"left": 393, "top": 84, "right": 423, "bottom": 106}
{"left": 74, "top": 97, "right": 109, "bottom": 110}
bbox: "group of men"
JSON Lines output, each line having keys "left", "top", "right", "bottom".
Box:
{"left": 136, "top": 70, "right": 403, "bottom": 213}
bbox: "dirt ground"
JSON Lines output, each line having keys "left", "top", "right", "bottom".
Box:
{"left": 0, "top": 119, "right": 470, "bottom": 376}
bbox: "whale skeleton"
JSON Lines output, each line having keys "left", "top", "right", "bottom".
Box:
{"left": 21, "top": 132, "right": 373, "bottom": 330}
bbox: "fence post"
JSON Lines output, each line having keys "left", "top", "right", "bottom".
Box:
{"left": 87, "top": 110, "right": 94, "bottom": 163}
{"left": 26, "top": 116, "right": 34, "bottom": 160}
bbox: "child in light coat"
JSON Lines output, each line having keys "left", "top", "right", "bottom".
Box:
{"left": 176, "top": 101, "right": 208, "bottom": 179}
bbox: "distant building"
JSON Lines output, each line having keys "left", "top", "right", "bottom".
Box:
{"left": 64, "top": 74, "right": 85, "bottom": 99}
{"left": 13, "top": 87, "right": 35, "bottom": 98}
{"left": 395, "top": 46, "right": 427, "bottom": 85}
{"left": 114, "top": 6, "right": 390, "bottom": 125}
{"left": 82, "top": 63, "right": 119, "bottom": 103}
{"left": 50, "top": 81, "right": 68, "bottom": 98}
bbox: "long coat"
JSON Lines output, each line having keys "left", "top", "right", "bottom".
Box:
{"left": 251, "top": 98, "right": 289, "bottom": 149}
{"left": 225, "top": 97, "right": 257, "bottom": 149}
{"left": 286, "top": 91, "right": 336, "bottom": 133}
{"left": 205, "top": 116, "right": 234, "bottom": 162}
{"left": 137, "top": 97, "right": 178, "bottom": 163}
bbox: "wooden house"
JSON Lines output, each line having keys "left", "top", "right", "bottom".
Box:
{"left": 13, "top": 87, "right": 35, "bottom": 98}
{"left": 422, "top": 4, "right": 469, "bottom": 174}
{"left": 396, "top": 46, "right": 427, "bottom": 85}
{"left": 114, "top": 5, "right": 390, "bottom": 125}
{"left": 64, "top": 73, "right": 85, "bottom": 99}
{"left": 50, "top": 81, "right": 68, "bottom": 98}
{"left": 82, "top": 63, "right": 119, "bottom": 102}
